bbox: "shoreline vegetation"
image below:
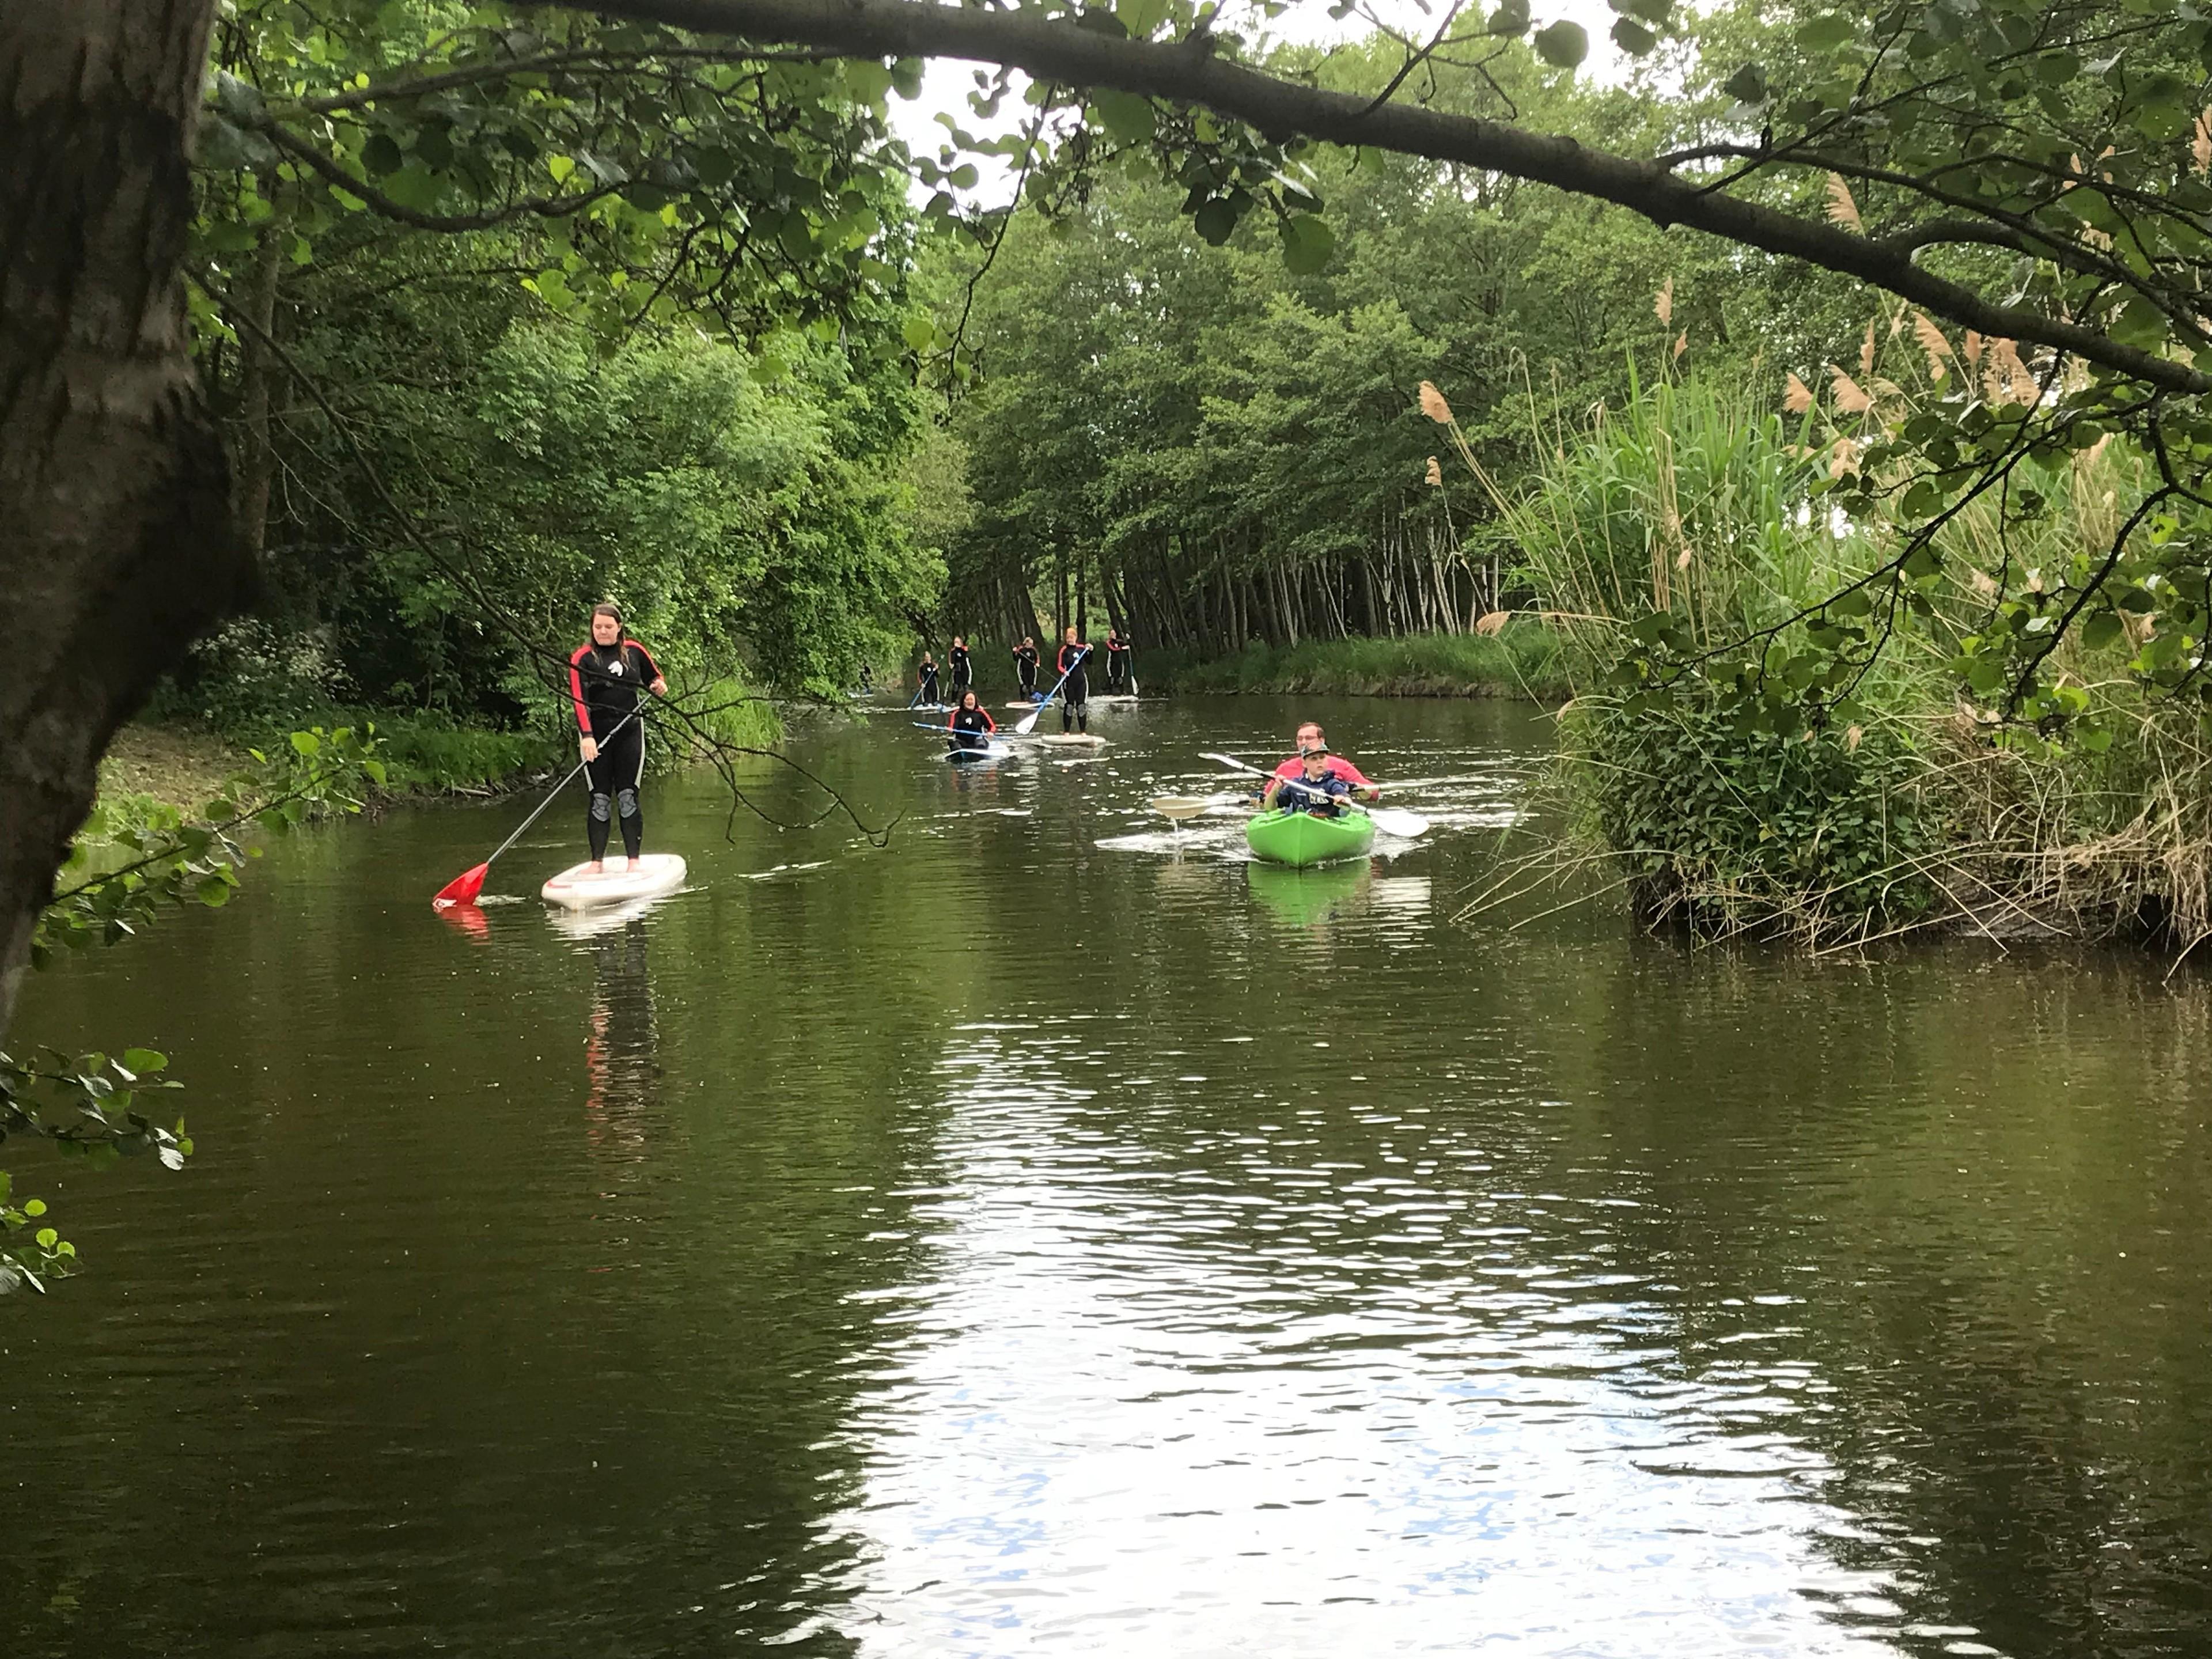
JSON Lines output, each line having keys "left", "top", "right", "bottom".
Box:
{"left": 94, "top": 684, "right": 782, "bottom": 822}
{"left": 1137, "top": 631, "right": 1567, "bottom": 701}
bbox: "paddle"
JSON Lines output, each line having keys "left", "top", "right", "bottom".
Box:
{"left": 433, "top": 709, "right": 641, "bottom": 907}
{"left": 1015, "top": 646, "right": 1088, "bottom": 735}
{"left": 1200, "top": 752, "right": 1432, "bottom": 839}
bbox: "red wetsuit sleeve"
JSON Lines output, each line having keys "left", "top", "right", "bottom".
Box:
{"left": 945, "top": 710, "right": 959, "bottom": 730}
{"left": 627, "top": 641, "right": 663, "bottom": 684}
{"left": 982, "top": 709, "right": 997, "bottom": 732}
{"left": 569, "top": 645, "right": 594, "bottom": 734}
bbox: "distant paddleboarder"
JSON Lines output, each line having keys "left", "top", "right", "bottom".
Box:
{"left": 1012, "top": 637, "right": 1040, "bottom": 699}
{"left": 1056, "top": 626, "right": 1092, "bottom": 734}
{"left": 569, "top": 603, "right": 668, "bottom": 873}
{"left": 917, "top": 652, "right": 940, "bottom": 707}
{"left": 948, "top": 635, "right": 972, "bottom": 700}
{"left": 1105, "top": 627, "right": 1131, "bottom": 694}
{"left": 947, "top": 690, "right": 997, "bottom": 753}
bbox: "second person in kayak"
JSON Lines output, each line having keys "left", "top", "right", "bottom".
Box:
{"left": 569, "top": 603, "right": 669, "bottom": 873}
{"left": 1263, "top": 746, "right": 1355, "bottom": 816}
{"left": 1268, "top": 721, "right": 1381, "bottom": 800}
{"left": 947, "top": 690, "right": 997, "bottom": 753}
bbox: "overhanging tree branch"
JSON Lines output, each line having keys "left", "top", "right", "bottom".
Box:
{"left": 584, "top": 0, "right": 2212, "bottom": 395}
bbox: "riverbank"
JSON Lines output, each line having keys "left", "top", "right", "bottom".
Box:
{"left": 98, "top": 684, "right": 783, "bottom": 818}
{"left": 1135, "top": 630, "right": 1567, "bottom": 700}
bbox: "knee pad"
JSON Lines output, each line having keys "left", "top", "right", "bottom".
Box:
{"left": 616, "top": 787, "right": 639, "bottom": 820}
{"left": 589, "top": 792, "right": 612, "bottom": 823}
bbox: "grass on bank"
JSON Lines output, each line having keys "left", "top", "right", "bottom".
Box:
{"left": 1138, "top": 628, "right": 1569, "bottom": 699}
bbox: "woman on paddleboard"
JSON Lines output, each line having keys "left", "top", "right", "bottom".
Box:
{"left": 1104, "top": 627, "right": 1130, "bottom": 694}
{"left": 948, "top": 635, "right": 972, "bottom": 700}
{"left": 1012, "top": 637, "right": 1040, "bottom": 699}
{"left": 1057, "top": 626, "right": 1092, "bottom": 734}
{"left": 917, "top": 652, "right": 940, "bottom": 707}
{"left": 947, "top": 690, "right": 997, "bottom": 753}
{"left": 569, "top": 603, "right": 668, "bottom": 873}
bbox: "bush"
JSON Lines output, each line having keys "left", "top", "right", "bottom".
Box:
{"left": 1569, "top": 693, "right": 1941, "bottom": 938}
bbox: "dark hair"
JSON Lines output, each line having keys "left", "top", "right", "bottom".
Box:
{"left": 592, "top": 602, "right": 623, "bottom": 626}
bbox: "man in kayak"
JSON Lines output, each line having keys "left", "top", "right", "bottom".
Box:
{"left": 916, "top": 652, "right": 940, "bottom": 707}
{"left": 1056, "top": 626, "right": 1092, "bottom": 733}
{"left": 1268, "top": 721, "right": 1381, "bottom": 800}
{"left": 1263, "top": 746, "right": 1355, "bottom": 816}
{"left": 948, "top": 635, "right": 973, "bottom": 700}
{"left": 1011, "top": 637, "right": 1040, "bottom": 700}
{"left": 946, "top": 690, "right": 997, "bottom": 753}
{"left": 570, "top": 603, "right": 668, "bottom": 873}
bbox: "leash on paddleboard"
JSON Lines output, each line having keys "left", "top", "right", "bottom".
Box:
{"left": 432, "top": 708, "right": 642, "bottom": 907}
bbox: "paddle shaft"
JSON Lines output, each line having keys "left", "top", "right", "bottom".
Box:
{"left": 1016, "top": 648, "right": 1088, "bottom": 733}
{"left": 482, "top": 708, "right": 642, "bottom": 869}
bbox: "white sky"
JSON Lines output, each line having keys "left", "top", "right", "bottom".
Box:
{"left": 884, "top": 0, "right": 1633, "bottom": 203}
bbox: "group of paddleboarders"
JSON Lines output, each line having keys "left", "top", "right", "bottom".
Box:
{"left": 1261, "top": 721, "right": 1384, "bottom": 819}
{"left": 915, "top": 624, "right": 1120, "bottom": 742}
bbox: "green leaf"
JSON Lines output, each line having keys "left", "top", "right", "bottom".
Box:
{"left": 1092, "top": 90, "right": 1157, "bottom": 147}
{"left": 1279, "top": 214, "right": 1336, "bottom": 275}
{"left": 1611, "top": 18, "right": 1657, "bottom": 54}
{"left": 1532, "top": 20, "right": 1589, "bottom": 67}
{"left": 1797, "top": 14, "right": 1855, "bottom": 50}
{"left": 902, "top": 314, "right": 938, "bottom": 352}
{"left": 122, "top": 1049, "right": 167, "bottom": 1074}
{"left": 1488, "top": 0, "right": 1531, "bottom": 35}
{"left": 1193, "top": 196, "right": 1240, "bottom": 244}
{"left": 1722, "top": 63, "right": 1769, "bottom": 105}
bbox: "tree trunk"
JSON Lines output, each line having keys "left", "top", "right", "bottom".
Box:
{"left": 0, "top": 3, "right": 251, "bottom": 1034}
{"left": 234, "top": 199, "right": 290, "bottom": 562}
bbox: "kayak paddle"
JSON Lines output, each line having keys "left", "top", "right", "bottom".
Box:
{"left": 433, "top": 709, "right": 641, "bottom": 907}
{"left": 1200, "top": 752, "right": 1431, "bottom": 839}
{"left": 1016, "top": 647, "right": 1088, "bottom": 735}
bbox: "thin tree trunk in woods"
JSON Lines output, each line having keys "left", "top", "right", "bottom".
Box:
{"left": 1076, "top": 551, "right": 1088, "bottom": 641}
{"left": 234, "top": 199, "right": 290, "bottom": 562}
{"left": 0, "top": 3, "right": 251, "bottom": 1034}
{"left": 1055, "top": 551, "right": 1069, "bottom": 637}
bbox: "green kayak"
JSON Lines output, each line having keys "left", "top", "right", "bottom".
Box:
{"left": 1245, "top": 807, "right": 1376, "bottom": 868}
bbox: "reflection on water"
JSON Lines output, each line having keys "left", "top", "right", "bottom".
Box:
{"left": 581, "top": 919, "right": 658, "bottom": 1166}
{"left": 5, "top": 696, "right": 2210, "bottom": 1659}
{"left": 839, "top": 1022, "right": 1904, "bottom": 1656}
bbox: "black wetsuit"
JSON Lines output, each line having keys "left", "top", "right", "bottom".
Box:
{"left": 948, "top": 704, "right": 997, "bottom": 752}
{"left": 1013, "top": 645, "right": 1039, "bottom": 696}
{"left": 948, "top": 645, "right": 972, "bottom": 698}
{"left": 1057, "top": 642, "right": 1091, "bottom": 733}
{"left": 569, "top": 638, "right": 661, "bottom": 861}
{"left": 918, "top": 662, "right": 940, "bottom": 706}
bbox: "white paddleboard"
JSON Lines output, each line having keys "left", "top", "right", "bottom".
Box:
{"left": 1036, "top": 733, "right": 1109, "bottom": 749}
{"left": 945, "top": 741, "right": 1013, "bottom": 763}
{"left": 541, "top": 853, "right": 687, "bottom": 910}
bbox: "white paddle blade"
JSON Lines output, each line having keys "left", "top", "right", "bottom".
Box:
{"left": 1371, "top": 808, "right": 1431, "bottom": 838}
{"left": 1151, "top": 796, "right": 1214, "bottom": 821}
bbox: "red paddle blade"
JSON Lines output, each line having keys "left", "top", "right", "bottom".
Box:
{"left": 433, "top": 862, "right": 489, "bottom": 908}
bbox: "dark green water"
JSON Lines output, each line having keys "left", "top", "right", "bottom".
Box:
{"left": 6, "top": 696, "right": 2210, "bottom": 1658}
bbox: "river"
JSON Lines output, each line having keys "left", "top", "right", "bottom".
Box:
{"left": 6, "top": 695, "right": 2209, "bottom": 1658}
